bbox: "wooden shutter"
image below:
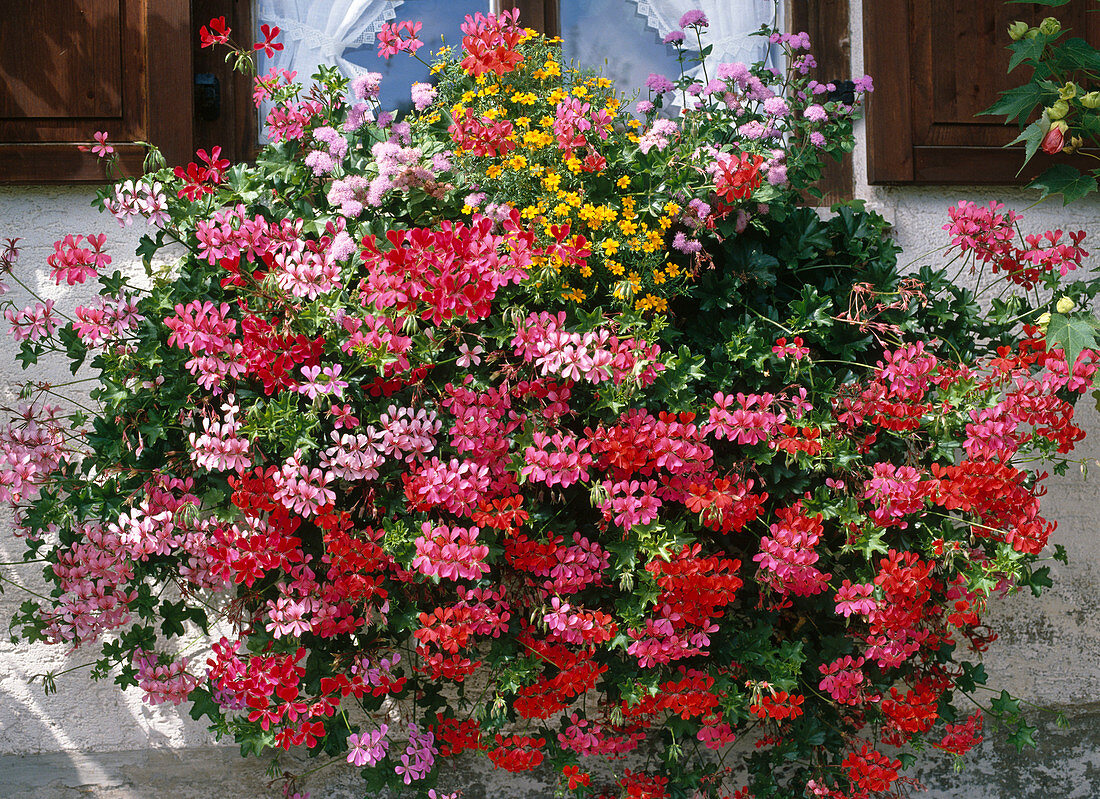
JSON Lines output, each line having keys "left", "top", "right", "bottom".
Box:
{"left": 790, "top": 0, "right": 853, "bottom": 203}
{"left": 501, "top": 0, "right": 561, "bottom": 36}
{"left": 865, "top": 0, "right": 1100, "bottom": 184}
{"left": 193, "top": 0, "right": 258, "bottom": 164}
{"left": 0, "top": 0, "right": 192, "bottom": 182}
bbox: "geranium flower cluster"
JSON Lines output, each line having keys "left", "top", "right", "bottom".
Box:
{"left": 1, "top": 8, "right": 1092, "bottom": 799}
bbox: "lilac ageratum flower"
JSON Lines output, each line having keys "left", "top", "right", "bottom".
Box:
{"left": 663, "top": 30, "right": 685, "bottom": 45}
{"left": 672, "top": 232, "right": 702, "bottom": 254}
{"left": 645, "top": 73, "right": 676, "bottom": 94}
{"left": 767, "top": 164, "right": 788, "bottom": 186}
{"left": 350, "top": 72, "right": 383, "bottom": 101}
{"left": 432, "top": 152, "right": 452, "bottom": 172}
{"left": 411, "top": 81, "right": 437, "bottom": 111}
{"left": 304, "top": 150, "right": 336, "bottom": 176}
{"left": 804, "top": 104, "right": 827, "bottom": 123}
{"left": 763, "top": 96, "right": 789, "bottom": 117}
{"left": 636, "top": 100, "right": 655, "bottom": 114}
{"left": 854, "top": 74, "right": 875, "bottom": 93}
{"left": 679, "top": 10, "right": 709, "bottom": 27}
{"left": 737, "top": 120, "right": 767, "bottom": 140}
{"left": 687, "top": 83, "right": 704, "bottom": 97}
{"left": 330, "top": 229, "right": 356, "bottom": 262}
{"left": 809, "top": 131, "right": 826, "bottom": 147}
{"left": 716, "top": 61, "right": 750, "bottom": 85}
{"left": 344, "top": 102, "right": 372, "bottom": 132}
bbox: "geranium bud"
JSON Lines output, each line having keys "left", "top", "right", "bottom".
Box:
{"left": 1080, "top": 91, "right": 1100, "bottom": 109}
{"left": 1059, "top": 82, "right": 1077, "bottom": 100}
{"left": 1038, "top": 311, "right": 1051, "bottom": 333}
{"left": 1047, "top": 100, "right": 1070, "bottom": 121}
{"left": 1039, "top": 16, "right": 1061, "bottom": 36}
{"left": 1056, "top": 296, "right": 1075, "bottom": 314}
{"left": 1007, "top": 21, "right": 1029, "bottom": 41}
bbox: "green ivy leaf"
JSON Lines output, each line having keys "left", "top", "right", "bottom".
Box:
{"left": 1045, "top": 312, "right": 1098, "bottom": 369}
{"left": 1028, "top": 164, "right": 1098, "bottom": 205}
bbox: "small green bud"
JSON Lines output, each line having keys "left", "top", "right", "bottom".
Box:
{"left": 1057, "top": 296, "right": 1076, "bottom": 314}
{"left": 1039, "top": 16, "right": 1061, "bottom": 36}
{"left": 1008, "top": 20, "right": 1029, "bottom": 41}
{"left": 1059, "top": 82, "right": 1077, "bottom": 101}
{"left": 1080, "top": 91, "right": 1100, "bottom": 109}
{"left": 1038, "top": 311, "right": 1052, "bottom": 333}
{"left": 1047, "top": 99, "right": 1070, "bottom": 121}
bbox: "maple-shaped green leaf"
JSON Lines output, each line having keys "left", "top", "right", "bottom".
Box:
{"left": 1008, "top": 120, "right": 1046, "bottom": 170}
{"left": 1029, "top": 164, "right": 1099, "bottom": 205}
{"left": 980, "top": 82, "right": 1048, "bottom": 124}
{"left": 1008, "top": 33, "right": 1053, "bottom": 73}
{"left": 1045, "top": 312, "right": 1098, "bottom": 369}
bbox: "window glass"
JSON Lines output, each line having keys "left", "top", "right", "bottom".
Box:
{"left": 561, "top": 0, "right": 783, "bottom": 100}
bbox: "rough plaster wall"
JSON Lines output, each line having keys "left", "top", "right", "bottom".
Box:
{"left": 5, "top": 8, "right": 1100, "bottom": 796}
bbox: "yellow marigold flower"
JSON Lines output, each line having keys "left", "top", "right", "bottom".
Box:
{"left": 602, "top": 239, "right": 620, "bottom": 256}
{"left": 539, "top": 115, "right": 554, "bottom": 128}
{"left": 451, "top": 103, "right": 467, "bottom": 117}
{"left": 528, "top": 164, "right": 545, "bottom": 176}
{"left": 515, "top": 116, "right": 531, "bottom": 128}
{"left": 665, "top": 260, "right": 681, "bottom": 277}
{"left": 606, "top": 258, "right": 625, "bottom": 276}
{"left": 627, "top": 119, "right": 641, "bottom": 128}
{"left": 573, "top": 85, "right": 589, "bottom": 97}
{"left": 565, "top": 156, "right": 583, "bottom": 174}
{"left": 522, "top": 205, "right": 541, "bottom": 220}
{"left": 487, "top": 165, "right": 504, "bottom": 179}
{"left": 651, "top": 268, "right": 666, "bottom": 285}
{"left": 507, "top": 154, "right": 528, "bottom": 170}
{"left": 635, "top": 294, "right": 668, "bottom": 314}
{"left": 461, "top": 90, "right": 476, "bottom": 104}
{"left": 659, "top": 215, "right": 673, "bottom": 230}
{"left": 564, "top": 191, "right": 582, "bottom": 207}
{"left": 476, "top": 73, "right": 488, "bottom": 85}
{"left": 552, "top": 202, "right": 572, "bottom": 217}
{"left": 422, "top": 112, "right": 441, "bottom": 124}
{"left": 462, "top": 205, "right": 474, "bottom": 215}
{"left": 483, "top": 106, "right": 502, "bottom": 119}
{"left": 580, "top": 264, "right": 593, "bottom": 277}
{"left": 533, "top": 68, "right": 547, "bottom": 80}
{"left": 544, "top": 59, "right": 562, "bottom": 77}
{"left": 512, "top": 91, "right": 537, "bottom": 105}
{"left": 616, "top": 175, "right": 631, "bottom": 189}
{"left": 561, "top": 286, "right": 586, "bottom": 303}
{"left": 627, "top": 271, "right": 642, "bottom": 291}
{"left": 597, "top": 77, "right": 612, "bottom": 88}
{"left": 619, "top": 219, "right": 638, "bottom": 236}
{"left": 549, "top": 88, "right": 569, "bottom": 104}
{"left": 431, "top": 62, "right": 445, "bottom": 74}
{"left": 664, "top": 201, "right": 681, "bottom": 216}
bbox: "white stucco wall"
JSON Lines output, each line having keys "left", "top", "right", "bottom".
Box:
{"left": 3, "top": 5, "right": 1100, "bottom": 797}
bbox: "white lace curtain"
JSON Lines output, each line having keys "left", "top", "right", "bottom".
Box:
{"left": 256, "top": 0, "right": 399, "bottom": 82}
{"left": 630, "top": 0, "right": 783, "bottom": 79}
{"left": 255, "top": 0, "right": 781, "bottom": 87}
